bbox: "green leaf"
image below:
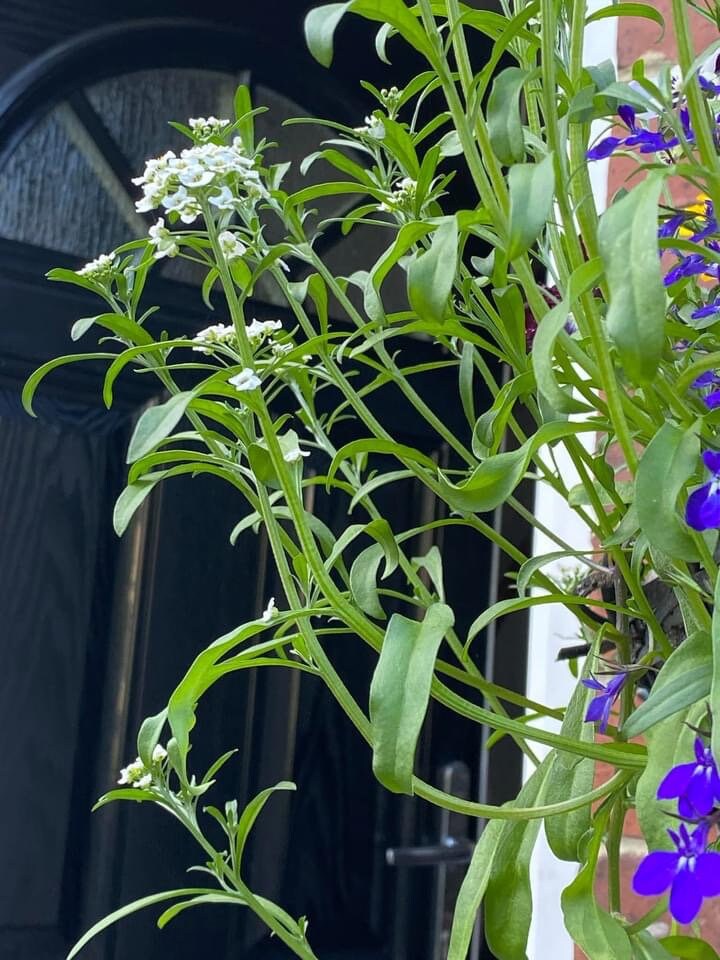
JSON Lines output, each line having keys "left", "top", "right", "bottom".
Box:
{"left": 459, "top": 341, "right": 476, "bottom": 427}
{"left": 137, "top": 709, "right": 168, "bottom": 767}
{"left": 632, "top": 931, "right": 675, "bottom": 959}
{"left": 507, "top": 154, "right": 555, "bottom": 260}
{"left": 234, "top": 84, "right": 255, "bottom": 152}
{"left": 369, "top": 603, "right": 454, "bottom": 793}
{"left": 381, "top": 116, "right": 420, "bottom": 178}
{"left": 126, "top": 393, "right": 192, "bottom": 464}
{"left": 711, "top": 572, "right": 720, "bottom": 765}
{"left": 487, "top": 67, "right": 531, "bottom": 164}
{"left": 407, "top": 215, "right": 458, "bottom": 324}
{"left": 447, "top": 817, "right": 506, "bottom": 960}
{"left": 327, "top": 438, "right": 436, "bottom": 485}
{"left": 484, "top": 757, "right": 551, "bottom": 960}
{"left": 365, "top": 220, "right": 431, "bottom": 321}
{"left": 597, "top": 171, "right": 666, "bottom": 384}
{"left": 439, "top": 421, "right": 596, "bottom": 514}
{"left": 532, "top": 300, "right": 590, "bottom": 414}
{"left": 350, "top": 543, "right": 387, "bottom": 619}
{"left": 412, "top": 545, "right": 445, "bottom": 601}
{"left": 635, "top": 422, "right": 700, "bottom": 562}
{"left": 304, "top": 2, "right": 351, "bottom": 67}
{"left": 659, "top": 936, "right": 720, "bottom": 960}
{"left": 66, "top": 889, "right": 215, "bottom": 959}
{"left": 22, "top": 352, "right": 116, "bottom": 416}
{"left": 113, "top": 474, "right": 165, "bottom": 536}
{"left": 622, "top": 630, "right": 711, "bottom": 739}
{"left": 235, "top": 781, "right": 296, "bottom": 866}
{"left": 517, "top": 550, "right": 595, "bottom": 598}
{"left": 544, "top": 669, "right": 597, "bottom": 861}
{"left": 561, "top": 805, "right": 632, "bottom": 960}
{"left": 586, "top": 3, "right": 664, "bottom": 32}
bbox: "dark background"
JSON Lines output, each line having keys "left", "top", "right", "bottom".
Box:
{"left": 0, "top": 2, "right": 528, "bottom": 958}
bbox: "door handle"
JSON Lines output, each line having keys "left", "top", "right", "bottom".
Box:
{"left": 385, "top": 836, "right": 474, "bottom": 867}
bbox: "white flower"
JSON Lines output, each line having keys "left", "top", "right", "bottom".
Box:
{"left": 162, "top": 186, "right": 201, "bottom": 223}
{"left": 354, "top": 115, "right": 385, "bottom": 138}
{"left": 178, "top": 160, "right": 215, "bottom": 189}
{"left": 118, "top": 757, "right": 153, "bottom": 789}
{"left": 283, "top": 444, "right": 310, "bottom": 463}
{"left": 148, "top": 218, "right": 179, "bottom": 259}
{"left": 379, "top": 177, "right": 417, "bottom": 212}
{"left": 191, "top": 322, "right": 237, "bottom": 353}
{"left": 152, "top": 743, "right": 167, "bottom": 763}
{"left": 229, "top": 368, "right": 261, "bottom": 391}
{"left": 189, "top": 116, "right": 231, "bottom": 138}
{"left": 272, "top": 341, "right": 293, "bottom": 357}
{"left": 209, "top": 185, "right": 237, "bottom": 211}
{"left": 261, "top": 597, "right": 278, "bottom": 622}
{"left": 76, "top": 253, "right": 115, "bottom": 281}
{"left": 218, "top": 230, "right": 246, "bottom": 260}
{"left": 245, "top": 318, "right": 282, "bottom": 344}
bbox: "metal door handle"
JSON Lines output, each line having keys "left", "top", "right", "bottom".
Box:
{"left": 385, "top": 836, "right": 474, "bottom": 867}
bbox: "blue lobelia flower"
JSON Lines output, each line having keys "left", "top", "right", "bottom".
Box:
{"left": 657, "top": 737, "right": 720, "bottom": 818}
{"left": 686, "top": 450, "right": 720, "bottom": 530}
{"left": 633, "top": 823, "right": 720, "bottom": 924}
{"left": 582, "top": 671, "right": 628, "bottom": 733}
{"left": 587, "top": 104, "right": 679, "bottom": 160}
{"left": 690, "top": 369, "right": 720, "bottom": 409}
{"left": 691, "top": 300, "right": 720, "bottom": 320}
{"left": 658, "top": 213, "right": 689, "bottom": 239}
{"left": 664, "top": 253, "right": 712, "bottom": 286}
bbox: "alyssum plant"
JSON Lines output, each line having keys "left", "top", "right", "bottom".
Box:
{"left": 26, "top": 0, "right": 720, "bottom": 957}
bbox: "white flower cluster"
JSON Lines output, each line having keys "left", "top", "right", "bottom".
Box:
{"left": 118, "top": 743, "right": 167, "bottom": 789}
{"left": 76, "top": 253, "right": 115, "bottom": 281}
{"left": 261, "top": 597, "right": 277, "bottom": 622}
{"left": 133, "top": 138, "right": 267, "bottom": 222}
{"left": 229, "top": 368, "right": 262, "bottom": 391}
{"left": 379, "top": 177, "right": 417, "bottom": 212}
{"left": 188, "top": 116, "right": 231, "bottom": 139}
{"left": 191, "top": 322, "right": 238, "bottom": 353}
{"left": 246, "top": 318, "right": 282, "bottom": 344}
{"left": 354, "top": 114, "right": 385, "bottom": 139}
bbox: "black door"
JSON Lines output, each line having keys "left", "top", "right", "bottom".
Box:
{"left": 0, "top": 14, "right": 528, "bottom": 960}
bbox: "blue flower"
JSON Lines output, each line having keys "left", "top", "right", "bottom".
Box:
{"left": 633, "top": 823, "right": 720, "bottom": 924}
{"left": 587, "top": 104, "right": 679, "bottom": 161}
{"left": 700, "top": 74, "right": 720, "bottom": 96}
{"left": 657, "top": 737, "right": 720, "bottom": 818}
{"left": 664, "top": 254, "right": 710, "bottom": 286}
{"left": 691, "top": 300, "right": 720, "bottom": 320}
{"left": 690, "top": 369, "right": 720, "bottom": 409}
{"left": 582, "top": 670, "right": 628, "bottom": 733}
{"left": 686, "top": 450, "right": 720, "bottom": 531}
{"left": 658, "top": 213, "right": 689, "bottom": 239}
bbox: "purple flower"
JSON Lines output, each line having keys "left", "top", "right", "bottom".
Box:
{"left": 686, "top": 449, "right": 720, "bottom": 531}
{"left": 657, "top": 737, "right": 720, "bottom": 818}
{"left": 582, "top": 671, "right": 627, "bottom": 733}
{"left": 700, "top": 74, "right": 720, "bottom": 96}
{"left": 587, "top": 105, "right": 678, "bottom": 161}
{"left": 691, "top": 300, "right": 720, "bottom": 320}
{"left": 633, "top": 823, "right": 720, "bottom": 924}
{"left": 658, "top": 213, "right": 688, "bottom": 239}
{"left": 688, "top": 201, "right": 717, "bottom": 242}
{"left": 664, "top": 254, "right": 710, "bottom": 286}
{"left": 690, "top": 369, "right": 720, "bottom": 409}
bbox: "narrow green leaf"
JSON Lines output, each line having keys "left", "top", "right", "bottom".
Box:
{"left": 507, "top": 154, "right": 555, "bottom": 259}
{"left": 234, "top": 84, "right": 255, "bottom": 152}
{"left": 622, "top": 630, "right": 711, "bottom": 738}
{"left": 22, "top": 352, "right": 115, "bottom": 416}
{"left": 586, "top": 3, "right": 664, "bottom": 31}
{"left": 365, "top": 221, "right": 430, "bottom": 321}
{"left": 447, "top": 817, "right": 505, "bottom": 960}
{"left": 350, "top": 543, "right": 387, "bottom": 619}
{"left": 407, "top": 215, "right": 458, "bottom": 324}
{"left": 113, "top": 474, "right": 165, "bottom": 536}
{"left": 412, "top": 545, "right": 445, "bottom": 602}
{"left": 484, "top": 757, "right": 552, "bottom": 960}
{"left": 235, "top": 781, "right": 296, "bottom": 865}
{"left": 711, "top": 572, "right": 720, "bottom": 764}
{"left": 532, "top": 300, "right": 590, "bottom": 414}
{"left": 517, "top": 550, "right": 596, "bottom": 598}
{"left": 487, "top": 67, "right": 531, "bottom": 164}
{"left": 635, "top": 422, "right": 700, "bottom": 562}
{"left": 369, "top": 603, "right": 455, "bottom": 793}
{"left": 157, "top": 892, "right": 246, "bottom": 930}
{"left": 137, "top": 709, "right": 168, "bottom": 767}
{"left": 597, "top": 171, "right": 666, "bottom": 384}
{"left": 544, "top": 667, "right": 597, "bottom": 861}
{"left": 459, "top": 341, "right": 476, "bottom": 427}
{"left": 66, "top": 889, "right": 215, "bottom": 959}
{"left": 127, "top": 393, "right": 192, "bottom": 464}
{"left": 561, "top": 806, "right": 632, "bottom": 960}
{"left": 632, "top": 931, "right": 675, "bottom": 959}
{"left": 381, "top": 116, "right": 420, "bottom": 178}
